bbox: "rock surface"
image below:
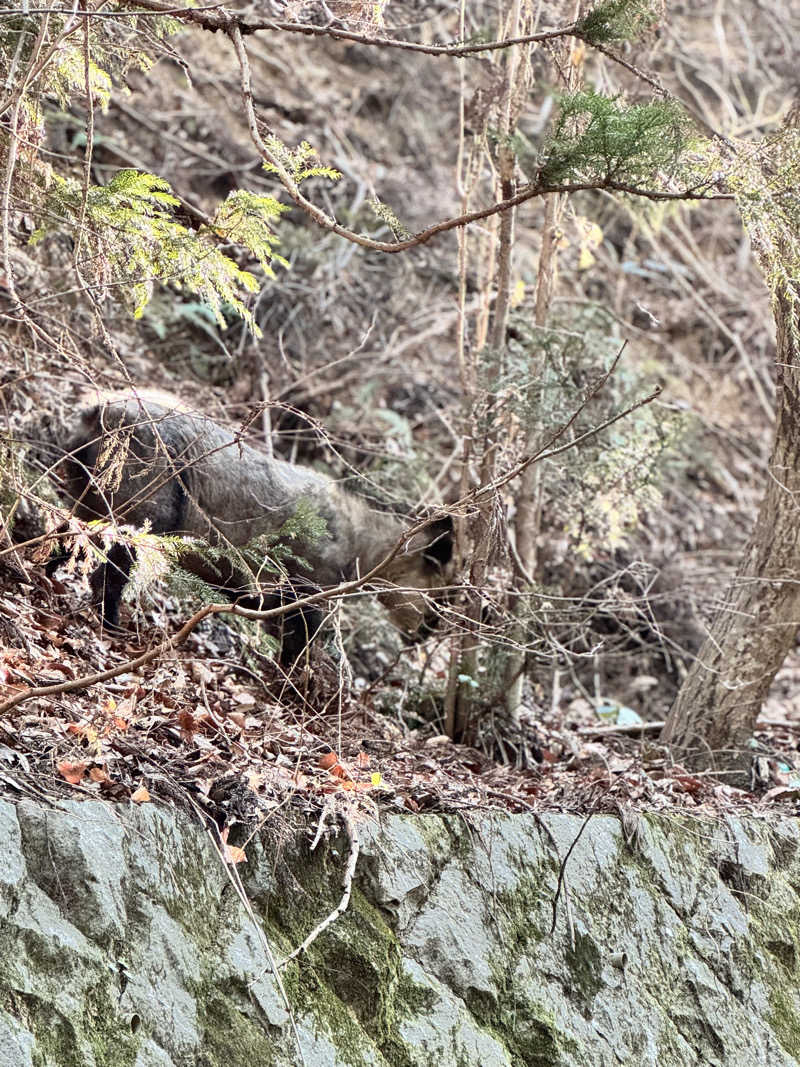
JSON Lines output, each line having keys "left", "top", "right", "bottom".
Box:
{"left": 0, "top": 798, "right": 798, "bottom": 1066}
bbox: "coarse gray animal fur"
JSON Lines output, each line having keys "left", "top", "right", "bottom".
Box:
{"left": 52, "top": 396, "right": 453, "bottom": 658}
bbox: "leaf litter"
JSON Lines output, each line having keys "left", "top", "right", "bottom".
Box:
{"left": 1, "top": 570, "right": 800, "bottom": 836}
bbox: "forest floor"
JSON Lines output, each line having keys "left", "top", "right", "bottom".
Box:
{"left": 2, "top": 558, "right": 800, "bottom": 828}
{"left": 4, "top": 0, "right": 800, "bottom": 833}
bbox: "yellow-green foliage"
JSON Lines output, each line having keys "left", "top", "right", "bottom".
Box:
{"left": 1, "top": 9, "right": 176, "bottom": 110}
{"left": 2, "top": 10, "right": 290, "bottom": 330}
{"left": 32, "top": 169, "right": 268, "bottom": 331}
{"left": 51, "top": 53, "right": 112, "bottom": 111}
{"left": 563, "top": 420, "right": 678, "bottom": 561}
{"left": 213, "top": 191, "right": 290, "bottom": 277}
{"left": 262, "top": 138, "right": 342, "bottom": 184}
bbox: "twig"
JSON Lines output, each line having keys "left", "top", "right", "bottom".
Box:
{"left": 310, "top": 802, "right": 333, "bottom": 852}
{"left": 280, "top": 812, "right": 359, "bottom": 966}
{"left": 200, "top": 815, "right": 307, "bottom": 1067}
{"left": 550, "top": 809, "right": 594, "bottom": 936}
{"left": 0, "top": 5, "right": 81, "bottom": 120}
{"left": 577, "top": 721, "right": 664, "bottom": 737}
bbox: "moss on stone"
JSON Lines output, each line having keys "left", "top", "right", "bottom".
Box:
{"left": 198, "top": 994, "right": 278, "bottom": 1067}
{"left": 564, "top": 931, "right": 603, "bottom": 1008}
{"left": 12, "top": 989, "right": 139, "bottom": 1067}
{"left": 769, "top": 985, "right": 800, "bottom": 1059}
{"left": 268, "top": 867, "right": 449, "bottom": 1067}
{"left": 286, "top": 969, "right": 381, "bottom": 1067}
{"left": 502, "top": 1003, "right": 580, "bottom": 1066}
{"left": 412, "top": 813, "right": 458, "bottom": 864}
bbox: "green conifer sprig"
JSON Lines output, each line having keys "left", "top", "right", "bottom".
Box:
{"left": 538, "top": 89, "right": 693, "bottom": 188}
{"left": 575, "top": 0, "right": 658, "bottom": 46}
{"left": 212, "top": 191, "right": 290, "bottom": 276}
{"left": 171, "top": 499, "right": 328, "bottom": 589}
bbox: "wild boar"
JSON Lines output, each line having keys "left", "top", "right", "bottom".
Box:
{"left": 50, "top": 396, "right": 453, "bottom": 661}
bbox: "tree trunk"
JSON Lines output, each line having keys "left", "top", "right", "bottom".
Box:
{"left": 662, "top": 289, "right": 800, "bottom": 773}
{"left": 503, "top": 191, "right": 564, "bottom": 720}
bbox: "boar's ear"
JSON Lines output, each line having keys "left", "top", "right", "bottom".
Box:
{"left": 420, "top": 516, "right": 454, "bottom": 569}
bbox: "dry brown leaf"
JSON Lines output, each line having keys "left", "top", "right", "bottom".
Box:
{"left": 57, "top": 760, "right": 88, "bottom": 785}
{"left": 131, "top": 785, "right": 151, "bottom": 804}
{"left": 220, "top": 826, "right": 247, "bottom": 865}
{"left": 178, "top": 709, "right": 196, "bottom": 741}
{"left": 223, "top": 842, "right": 247, "bottom": 865}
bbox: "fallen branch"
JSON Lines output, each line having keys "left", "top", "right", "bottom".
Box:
{"left": 280, "top": 812, "right": 360, "bottom": 966}
{"left": 577, "top": 721, "right": 665, "bottom": 738}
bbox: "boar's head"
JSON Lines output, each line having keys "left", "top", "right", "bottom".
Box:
{"left": 377, "top": 515, "right": 454, "bottom": 639}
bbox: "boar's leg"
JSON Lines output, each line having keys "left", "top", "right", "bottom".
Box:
{"left": 277, "top": 595, "right": 324, "bottom": 665}
{"left": 89, "top": 543, "right": 136, "bottom": 631}
{"left": 44, "top": 527, "right": 71, "bottom": 577}
{"left": 43, "top": 528, "right": 135, "bottom": 631}
{"left": 237, "top": 579, "right": 324, "bottom": 665}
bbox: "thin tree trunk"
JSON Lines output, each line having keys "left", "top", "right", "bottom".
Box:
{"left": 503, "top": 192, "right": 563, "bottom": 719}
{"left": 662, "top": 289, "right": 800, "bottom": 773}
{"left": 503, "top": 25, "right": 580, "bottom": 722}
{"left": 444, "top": 0, "right": 524, "bottom": 741}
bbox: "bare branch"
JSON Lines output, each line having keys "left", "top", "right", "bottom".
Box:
{"left": 107, "top": 0, "right": 580, "bottom": 56}
{"left": 280, "top": 812, "right": 359, "bottom": 966}
{"left": 229, "top": 24, "right": 727, "bottom": 257}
